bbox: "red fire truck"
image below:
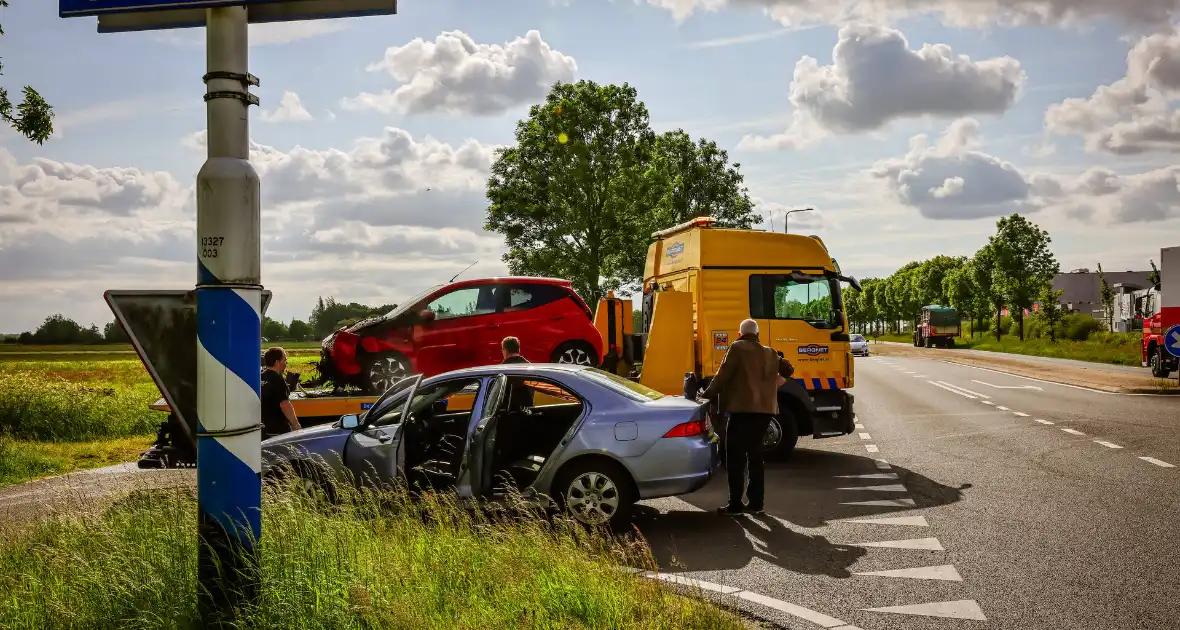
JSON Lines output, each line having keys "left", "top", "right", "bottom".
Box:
{"left": 1142, "top": 246, "right": 1179, "bottom": 379}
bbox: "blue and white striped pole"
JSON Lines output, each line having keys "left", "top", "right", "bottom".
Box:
{"left": 195, "top": 6, "right": 262, "bottom": 620}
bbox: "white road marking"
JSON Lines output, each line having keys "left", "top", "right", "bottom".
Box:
{"left": 837, "top": 484, "right": 908, "bottom": 492}
{"left": 904, "top": 371, "right": 916, "bottom": 374}
{"left": 1062, "top": 428, "right": 1086, "bottom": 436}
{"left": 1094, "top": 440, "right": 1123, "bottom": 449}
{"left": 936, "top": 381, "right": 991, "bottom": 398}
{"left": 927, "top": 380, "right": 977, "bottom": 399}
{"left": 1140, "top": 457, "right": 1176, "bottom": 468}
{"left": 972, "top": 379, "right": 1042, "bottom": 391}
{"left": 854, "top": 422, "right": 865, "bottom": 429}
{"left": 1013, "top": 411, "right": 1029, "bottom": 417}
{"left": 844, "top": 515, "right": 928, "bottom": 526}
{"left": 637, "top": 571, "right": 855, "bottom": 628}
{"left": 863, "top": 599, "right": 987, "bottom": 620}
{"left": 841, "top": 499, "right": 916, "bottom": 507}
{"left": 855, "top": 564, "right": 962, "bottom": 581}
{"left": 996, "top": 406, "right": 1010, "bottom": 411}
{"left": 874, "top": 458, "right": 892, "bottom": 470}
{"left": 837, "top": 473, "right": 899, "bottom": 480}
{"left": 859, "top": 432, "right": 872, "bottom": 440}
{"left": 1034, "top": 418, "right": 1054, "bottom": 425}
{"left": 913, "top": 374, "right": 927, "bottom": 378}
{"left": 961, "top": 363, "right": 1116, "bottom": 395}
{"left": 857, "top": 537, "right": 944, "bottom": 551}
{"left": 865, "top": 445, "right": 880, "bottom": 453}
{"left": 980, "top": 400, "right": 995, "bottom": 405}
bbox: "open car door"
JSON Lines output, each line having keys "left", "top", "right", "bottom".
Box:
{"left": 344, "top": 374, "right": 422, "bottom": 488}
{"left": 467, "top": 374, "right": 508, "bottom": 499}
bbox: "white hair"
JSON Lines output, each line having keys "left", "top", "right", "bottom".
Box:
{"left": 739, "top": 319, "right": 759, "bottom": 335}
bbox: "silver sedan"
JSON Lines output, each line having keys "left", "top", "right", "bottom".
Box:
{"left": 262, "top": 363, "right": 720, "bottom": 529}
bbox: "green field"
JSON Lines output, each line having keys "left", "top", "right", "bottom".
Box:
{"left": 868, "top": 330, "right": 1142, "bottom": 366}
{"left": 0, "top": 347, "right": 321, "bottom": 487}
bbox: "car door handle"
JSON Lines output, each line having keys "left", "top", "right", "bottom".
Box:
{"left": 487, "top": 323, "right": 499, "bottom": 329}
{"left": 378, "top": 434, "right": 392, "bottom": 444}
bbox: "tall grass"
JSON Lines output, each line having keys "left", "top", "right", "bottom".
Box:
{"left": 0, "top": 473, "right": 741, "bottom": 630}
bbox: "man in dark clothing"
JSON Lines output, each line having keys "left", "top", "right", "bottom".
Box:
{"left": 701, "top": 319, "right": 794, "bottom": 516}
{"left": 500, "top": 336, "right": 529, "bottom": 364}
{"left": 261, "top": 346, "right": 301, "bottom": 439}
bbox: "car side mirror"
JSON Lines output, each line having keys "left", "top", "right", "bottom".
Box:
{"left": 340, "top": 414, "right": 360, "bottom": 429}
{"left": 418, "top": 309, "right": 436, "bottom": 322}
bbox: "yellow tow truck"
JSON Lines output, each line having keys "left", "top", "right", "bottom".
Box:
{"left": 593, "top": 216, "right": 861, "bottom": 457}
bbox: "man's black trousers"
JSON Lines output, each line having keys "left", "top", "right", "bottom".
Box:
{"left": 725, "top": 412, "right": 773, "bottom": 509}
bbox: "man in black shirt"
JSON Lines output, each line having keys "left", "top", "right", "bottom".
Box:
{"left": 261, "top": 346, "right": 301, "bottom": 439}
{"left": 499, "top": 337, "right": 532, "bottom": 410}
{"left": 500, "top": 336, "right": 529, "bottom": 364}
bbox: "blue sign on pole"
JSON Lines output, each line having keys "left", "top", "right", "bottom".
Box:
{"left": 1165, "top": 325, "right": 1180, "bottom": 358}
{"left": 60, "top": 0, "right": 273, "bottom": 17}
{"left": 61, "top": 0, "right": 396, "bottom": 32}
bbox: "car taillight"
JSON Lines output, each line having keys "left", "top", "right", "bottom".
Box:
{"left": 663, "top": 420, "right": 707, "bottom": 438}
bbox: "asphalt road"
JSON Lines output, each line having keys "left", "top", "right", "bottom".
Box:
{"left": 634, "top": 354, "right": 1180, "bottom": 630}
{"left": 873, "top": 340, "right": 1147, "bottom": 376}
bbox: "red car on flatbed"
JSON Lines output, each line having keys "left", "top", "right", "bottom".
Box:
{"left": 316, "top": 276, "right": 605, "bottom": 394}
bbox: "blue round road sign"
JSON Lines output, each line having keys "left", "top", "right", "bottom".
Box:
{"left": 1165, "top": 324, "right": 1180, "bottom": 358}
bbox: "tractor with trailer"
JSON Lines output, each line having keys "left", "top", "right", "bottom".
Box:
{"left": 1140, "top": 246, "right": 1180, "bottom": 380}
{"left": 913, "top": 305, "right": 961, "bottom": 348}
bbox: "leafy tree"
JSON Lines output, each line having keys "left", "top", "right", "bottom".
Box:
{"left": 308, "top": 296, "right": 395, "bottom": 340}
{"left": 262, "top": 317, "right": 289, "bottom": 340}
{"left": 1038, "top": 284, "right": 1065, "bottom": 342}
{"left": 103, "top": 321, "right": 128, "bottom": 343}
{"left": 485, "top": 80, "right": 757, "bottom": 303}
{"left": 0, "top": 3, "right": 53, "bottom": 144}
{"left": 889, "top": 261, "right": 923, "bottom": 332}
{"left": 943, "top": 262, "right": 976, "bottom": 337}
{"left": 1148, "top": 260, "right": 1161, "bottom": 288}
{"left": 29, "top": 314, "right": 102, "bottom": 344}
{"left": 913, "top": 255, "right": 965, "bottom": 308}
{"left": 843, "top": 286, "right": 863, "bottom": 333}
{"left": 971, "top": 244, "right": 1004, "bottom": 341}
{"left": 17, "top": 331, "right": 32, "bottom": 344}
{"left": 989, "top": 214, "right": 1059, "bottom": 341}
{"left": 1097, "top": 262, "right": 1114, "bottom": 331}
{"left": 288, "top": 319, "right": 311, "bottom": 341}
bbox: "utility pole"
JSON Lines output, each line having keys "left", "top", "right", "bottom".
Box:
{"left": 784, "top": 207, "right": 814, "bottom": 234}
{"left": 195, "top": 5, "right": 262, "bottom": 623}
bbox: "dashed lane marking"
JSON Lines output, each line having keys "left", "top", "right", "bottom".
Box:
{"left": 859, "top": 432, "right": 872, "bottom": 440}
{"left": 863, "top": 599, "right": 987, "bottom": 620}
{"left": 854, "top": 422, "right": 865, "bottom": 429}
{"left": 1035, "top": 418, "right": 1054, "bottom": 425}
{"left": 857, "top": 537, "right": 945, "bottom": 551}
{"left": 1012, "top": 411, "right": 1029, "bottom": 417}
{"left": 842, "top": 498, "right": 917, "bottom": 508}
{"left": 996, "top": 406, "right": 1010, "bottom": 411}
{"left": 1094, "top": 440, "right": 1124, "bottom": 449}
{"left": 927, "top": 380, "right": 977, "bottom": 399}
{"left": 837, "top": 484, "right": 908, "bottom": 492}
{"left": 1140, "top": 457, "right": 1176, "bottom": 468}
{"left": 843, "top": 514, "right": 928, "bottom": 526}
{"left": 1062, "top": 428, "right": 1086, "bottom": 436}
{"left": 874, "top": 458, "right": 892, "bottom": 470}
{"left": 855, "top": 564, "right": 962, "bottom": 581}
{"left": 937, "top": 382, "right": 990, "bottom": 398}
{"left": 980, "top": 400, "right": 995, "bottom": 405}
{"left": 837, "top": 473, "right": 899, "bottom": 480}
{"left": 913, "top": 374, "right": 928, "bottom": 378}
{"left": 865, "top": 444, "right": 880, "bottom": 453}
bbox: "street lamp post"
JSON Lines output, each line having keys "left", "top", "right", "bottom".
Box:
{"left": 784, "top": 207, "right": 814, "bottom": 234}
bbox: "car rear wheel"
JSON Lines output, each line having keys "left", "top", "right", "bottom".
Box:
{"left": 554, "top": 459, "right": 635, "bottom": 530}
{"left": 365, "top": 352, "right": 411, "bottom": 395}
{"left": 551, "top": 341, "right": 598, "bottom": 367}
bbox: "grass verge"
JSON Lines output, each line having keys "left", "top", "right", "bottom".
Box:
{"left": 868, "top": 332, "right": 1141, "bottom": 366}
{"left": 0, "top": 475, "right": 741, "bottom": 630}
{"left": 0, "top": 435, "right": 153, "bottom": 487}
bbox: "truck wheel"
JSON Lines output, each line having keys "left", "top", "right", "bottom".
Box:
{"left": 365, "top": 352, "right": 411, "bottom": 395}
{"left": 1151, "top": 347, "right": 1172, "bottom": 378}
{"left": 763, "top": 411, "right": 799, "bottom": 459}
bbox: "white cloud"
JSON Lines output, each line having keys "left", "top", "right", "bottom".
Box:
{"left": 643, "top": 0, "right": 1180, "bottom": 29}
{"left": 738, "top": 24, "right": 1026, "bottom": 150}
{"left": 259, "top": 91, "right": 314, "bottom": 123}
{"left": 1, "top": 128, "right": 509, "bottom": 332}
{"left": 1046, "top": 28, "right": 1180, "bottom": 154}
{"left": 867, "top": 118, "right": 1047, "bottom": 219}
{"left": 340, "top": 30, "right": 577, "bottom": 116}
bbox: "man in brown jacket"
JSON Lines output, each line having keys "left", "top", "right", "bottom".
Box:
{"left": 702, "top": 318, "right": 794, "bottom": 515}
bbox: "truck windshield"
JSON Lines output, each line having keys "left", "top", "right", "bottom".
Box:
{"left": 751, "top": 274, "right": 842, "bottom": 330}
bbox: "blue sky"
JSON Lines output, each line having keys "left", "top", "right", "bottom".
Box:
{"left": 2, "top": 0, "right": 1179, "bottom": 331}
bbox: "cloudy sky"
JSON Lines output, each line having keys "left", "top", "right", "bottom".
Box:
{"left": 2, "top": 0, "right": 1179, "bottom": 333}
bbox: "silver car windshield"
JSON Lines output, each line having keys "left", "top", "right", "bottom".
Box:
{"left": 581, "top": 368, "right": 665, "bottom": 402}
{"left": 851, "top": 334, "right": 865, "bottom": 342}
